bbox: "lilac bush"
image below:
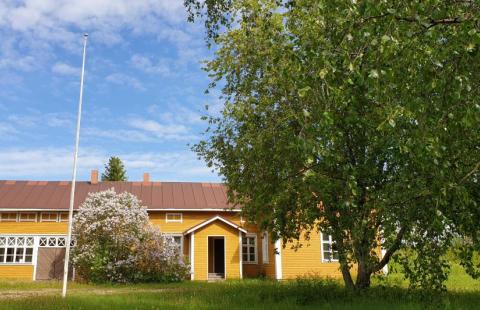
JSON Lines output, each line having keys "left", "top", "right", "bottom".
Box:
{"left": 72, "top": 189, "right": 189, "bottom": 283}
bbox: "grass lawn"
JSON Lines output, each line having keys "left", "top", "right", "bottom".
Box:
{"left": 0, "top": 265, "right": 478, "bottom": 310}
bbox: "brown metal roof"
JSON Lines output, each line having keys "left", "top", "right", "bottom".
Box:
{"left": 0, "top": 181, "right": 237, "bottom": 211}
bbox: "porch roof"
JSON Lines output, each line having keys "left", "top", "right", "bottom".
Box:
{"left": 183, "top": 215, "right": 247, "bottom": 235}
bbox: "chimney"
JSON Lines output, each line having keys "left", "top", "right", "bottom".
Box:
{"left": 143, "top": 172, "right": 150, "bottom": 183}
{"left": 90, "top": 170, "right": 99, "bottom": 184}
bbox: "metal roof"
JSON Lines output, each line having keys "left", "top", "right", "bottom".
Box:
{"left": 0, "top": 181, "right": 237, "bottom": 211}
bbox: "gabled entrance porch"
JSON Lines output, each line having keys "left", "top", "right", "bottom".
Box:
{"left": 184, "top": 215, "right": 247, "bottom": 280}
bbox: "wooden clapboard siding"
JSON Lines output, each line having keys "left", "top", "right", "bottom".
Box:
{"left": 0, "top": 265, "right": 33, "bottom": 279}
{"left": 281, "top": 229, "right": 343, "bottom": 279}
{"left": 0, "top": 222, "right": 67, "bottom": 234}
{"left": 193, "top": 221, "right": 240, "bottom": 280}
{"left": 148, "top": 211, "right": 242, "bottom": 233}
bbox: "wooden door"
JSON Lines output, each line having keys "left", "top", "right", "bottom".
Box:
{"left": 36, "top": 248, "right": 65, "bottom": 280}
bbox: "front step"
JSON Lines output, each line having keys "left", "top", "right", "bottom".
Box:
{"left": 208, "top": 273, "right": 225, "bottom": 281}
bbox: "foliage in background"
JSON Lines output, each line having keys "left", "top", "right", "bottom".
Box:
{"left": 186, "top": 0, "right": 480, "bottom": 290}
{"left": 101, "top": 157, "right": 128, "bottom": 181}
{"left": 72, "top": 189, "right": 189, "bottom": 283}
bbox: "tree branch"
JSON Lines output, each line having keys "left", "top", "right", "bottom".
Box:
{"left": 460, "top": 161, "right": 480, "bottom": 184}
{"left": 372, "top": 225, "right": 407, "bottom": 273}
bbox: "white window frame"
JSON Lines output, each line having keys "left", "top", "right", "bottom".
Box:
{"left": 242, "top": 233, "right": 257, "bottom": 264}
{"left": 0, "top": 236, "right": 35, "bottom": 264}
{"left": 40, "top": 212, "right": 58, "bottom": 222}
{"left": 0, "top": 213, "right": 18, "bottom": 222}
{"left": 165, "top": 213, "right": 183, "bottom": 223}
{"left": 320, "top": 233, "right": 339, "bottom": 263}
{"left": 165, "top": 233, "right": 184, "bottom": 255}
{"left": 19, "top": 212, "right": 37, "bottom": 222}
{"left": 262, "top": 232, "right": 269, "bottom": 264}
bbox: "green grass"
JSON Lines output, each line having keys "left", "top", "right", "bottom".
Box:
{"left": 0, "top": 265, "right": 478, "bottom": 310}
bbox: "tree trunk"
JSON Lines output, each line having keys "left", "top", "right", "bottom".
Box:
{"left": 340, "top": 261, "right": 355, "bottom": 290}
{"left": 355, "top": 259, "right": 372, "bottom": 290}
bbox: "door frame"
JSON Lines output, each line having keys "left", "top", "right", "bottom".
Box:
{"left": 207, "top": 235, "right": 226, "bottom": 279}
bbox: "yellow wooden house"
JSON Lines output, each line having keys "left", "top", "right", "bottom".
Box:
{"left": 0, "top": 171, "right": 345, "bottom": 281}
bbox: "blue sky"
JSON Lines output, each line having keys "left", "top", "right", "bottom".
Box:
{"left": 0, "top": 0, "right": 222, "bottom": 182}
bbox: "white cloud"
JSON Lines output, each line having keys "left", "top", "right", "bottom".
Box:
{"left": 105, "top": 73, "right": 145, "bottom": 91}
{"left": 0, "top": 147, "right": 217, "bottom": 181}
{"left": 127, "top": 118, "right": 197, "bottom": 140}
{"left": 6, "top": 112, "right": 73, "bottom": 128}
{"left": 130, "top": 54, "right": 171, "bottom": 76}
{"left": 83, "top": 127, "right": 153, "bottom": 143}
{"left": 148, "top": 104, "right": 204, "bottom": 125}
{"left": 1, "top": 1, "right": 187, "bottom": 47}
{"left": 0, "top": 123, "right": 18, "bottom": 138}
{"left": 52, "top": 62, "right": 79, "bottom": 76}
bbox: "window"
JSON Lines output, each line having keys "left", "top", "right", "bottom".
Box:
{"left": 0, "top": 236, "right": 34, "bottom": 264}
{"left": 165, "top": 213, "right": 182, "bottom": 223}
{"left": 165, "top": 234, "right": 183, "bottom": 254}
{"left": 242, "top": 234, "right": 257, "bottom": 264}
{"left": 321, "top": 233, "right": 338, "bottom": 262}
{"left": 0, "top": 213, "right": 17, "bottom": 222}
{"left": 59, "top": 213, "right": 69, "bottom": 222}
{"left": 19, "top": 213, "right": 37, "bottom": 222}
{"left": 40, "top": 212, "right": 58, "bottom": 222}
{"left": 262, "top": 232, "right": 269, "bottom": 264}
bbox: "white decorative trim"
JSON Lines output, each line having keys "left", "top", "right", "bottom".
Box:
{"left": 184, "top": 215, "right": 247, "bottom": 235}
{"left": 239, "top": 231, "right": 243, "bottom": 279}
{"left": 190, "top": 232, "right": 195, "bottom": 280}
{"left": 274, "top": 239, "right": 282, "bottom": 280}
{"left": 262, "top": 232, "right": 269, "bottom": 264}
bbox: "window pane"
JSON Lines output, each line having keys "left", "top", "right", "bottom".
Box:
{"left": 323, "top": 243, "right": 331, "bottom": 251}
{"left": 59, "top": 213, "right": 69, "bottom": 222}
{"left": 6, "top": 248, "right": 14, "bottom": 262}
{"left": 322, "top": 234, "right": 330, "bottom": 241}
{"left": 1, "top": 213, "right": 17, "bottom": 221}
{"left": 242, "top": 246, "right": 248, "bottom": 254}
{"left": 15, "top": 248, "right": 24, "bottom": 262}
{"left": 0, "top": 248, "right": 5, "bottom": 262}
{"left": 249, "top": 253, "right": 255, "bottom": 261}
{"left": 39, "top": 237, "right": 47, "bottom": 246}
{"left": 323, "top": 252, "right": 331, "bottom": 261}
{"left": 0, "top": 237, "right": 5, "bottom": 246}
{"left": 41, "top": 213, "right": 58, "bottom": 221}
{"left": 19, "top": 213, "right": 36, "bottom": 222}
{"left": 248, "top": 238, "right": 255, "bottom": 245}
{"left": 242, "top": 238, "right": 247, "bottom": 245}
{"left": 24, "top": 248, "right": 33, "bottom": 263}
{"left": 242, "top": 253, "right": 248, "bottom": 261}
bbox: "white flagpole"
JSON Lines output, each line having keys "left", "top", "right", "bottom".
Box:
{"left": 62, "top": 33, "right": 88, "bottom": 298}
